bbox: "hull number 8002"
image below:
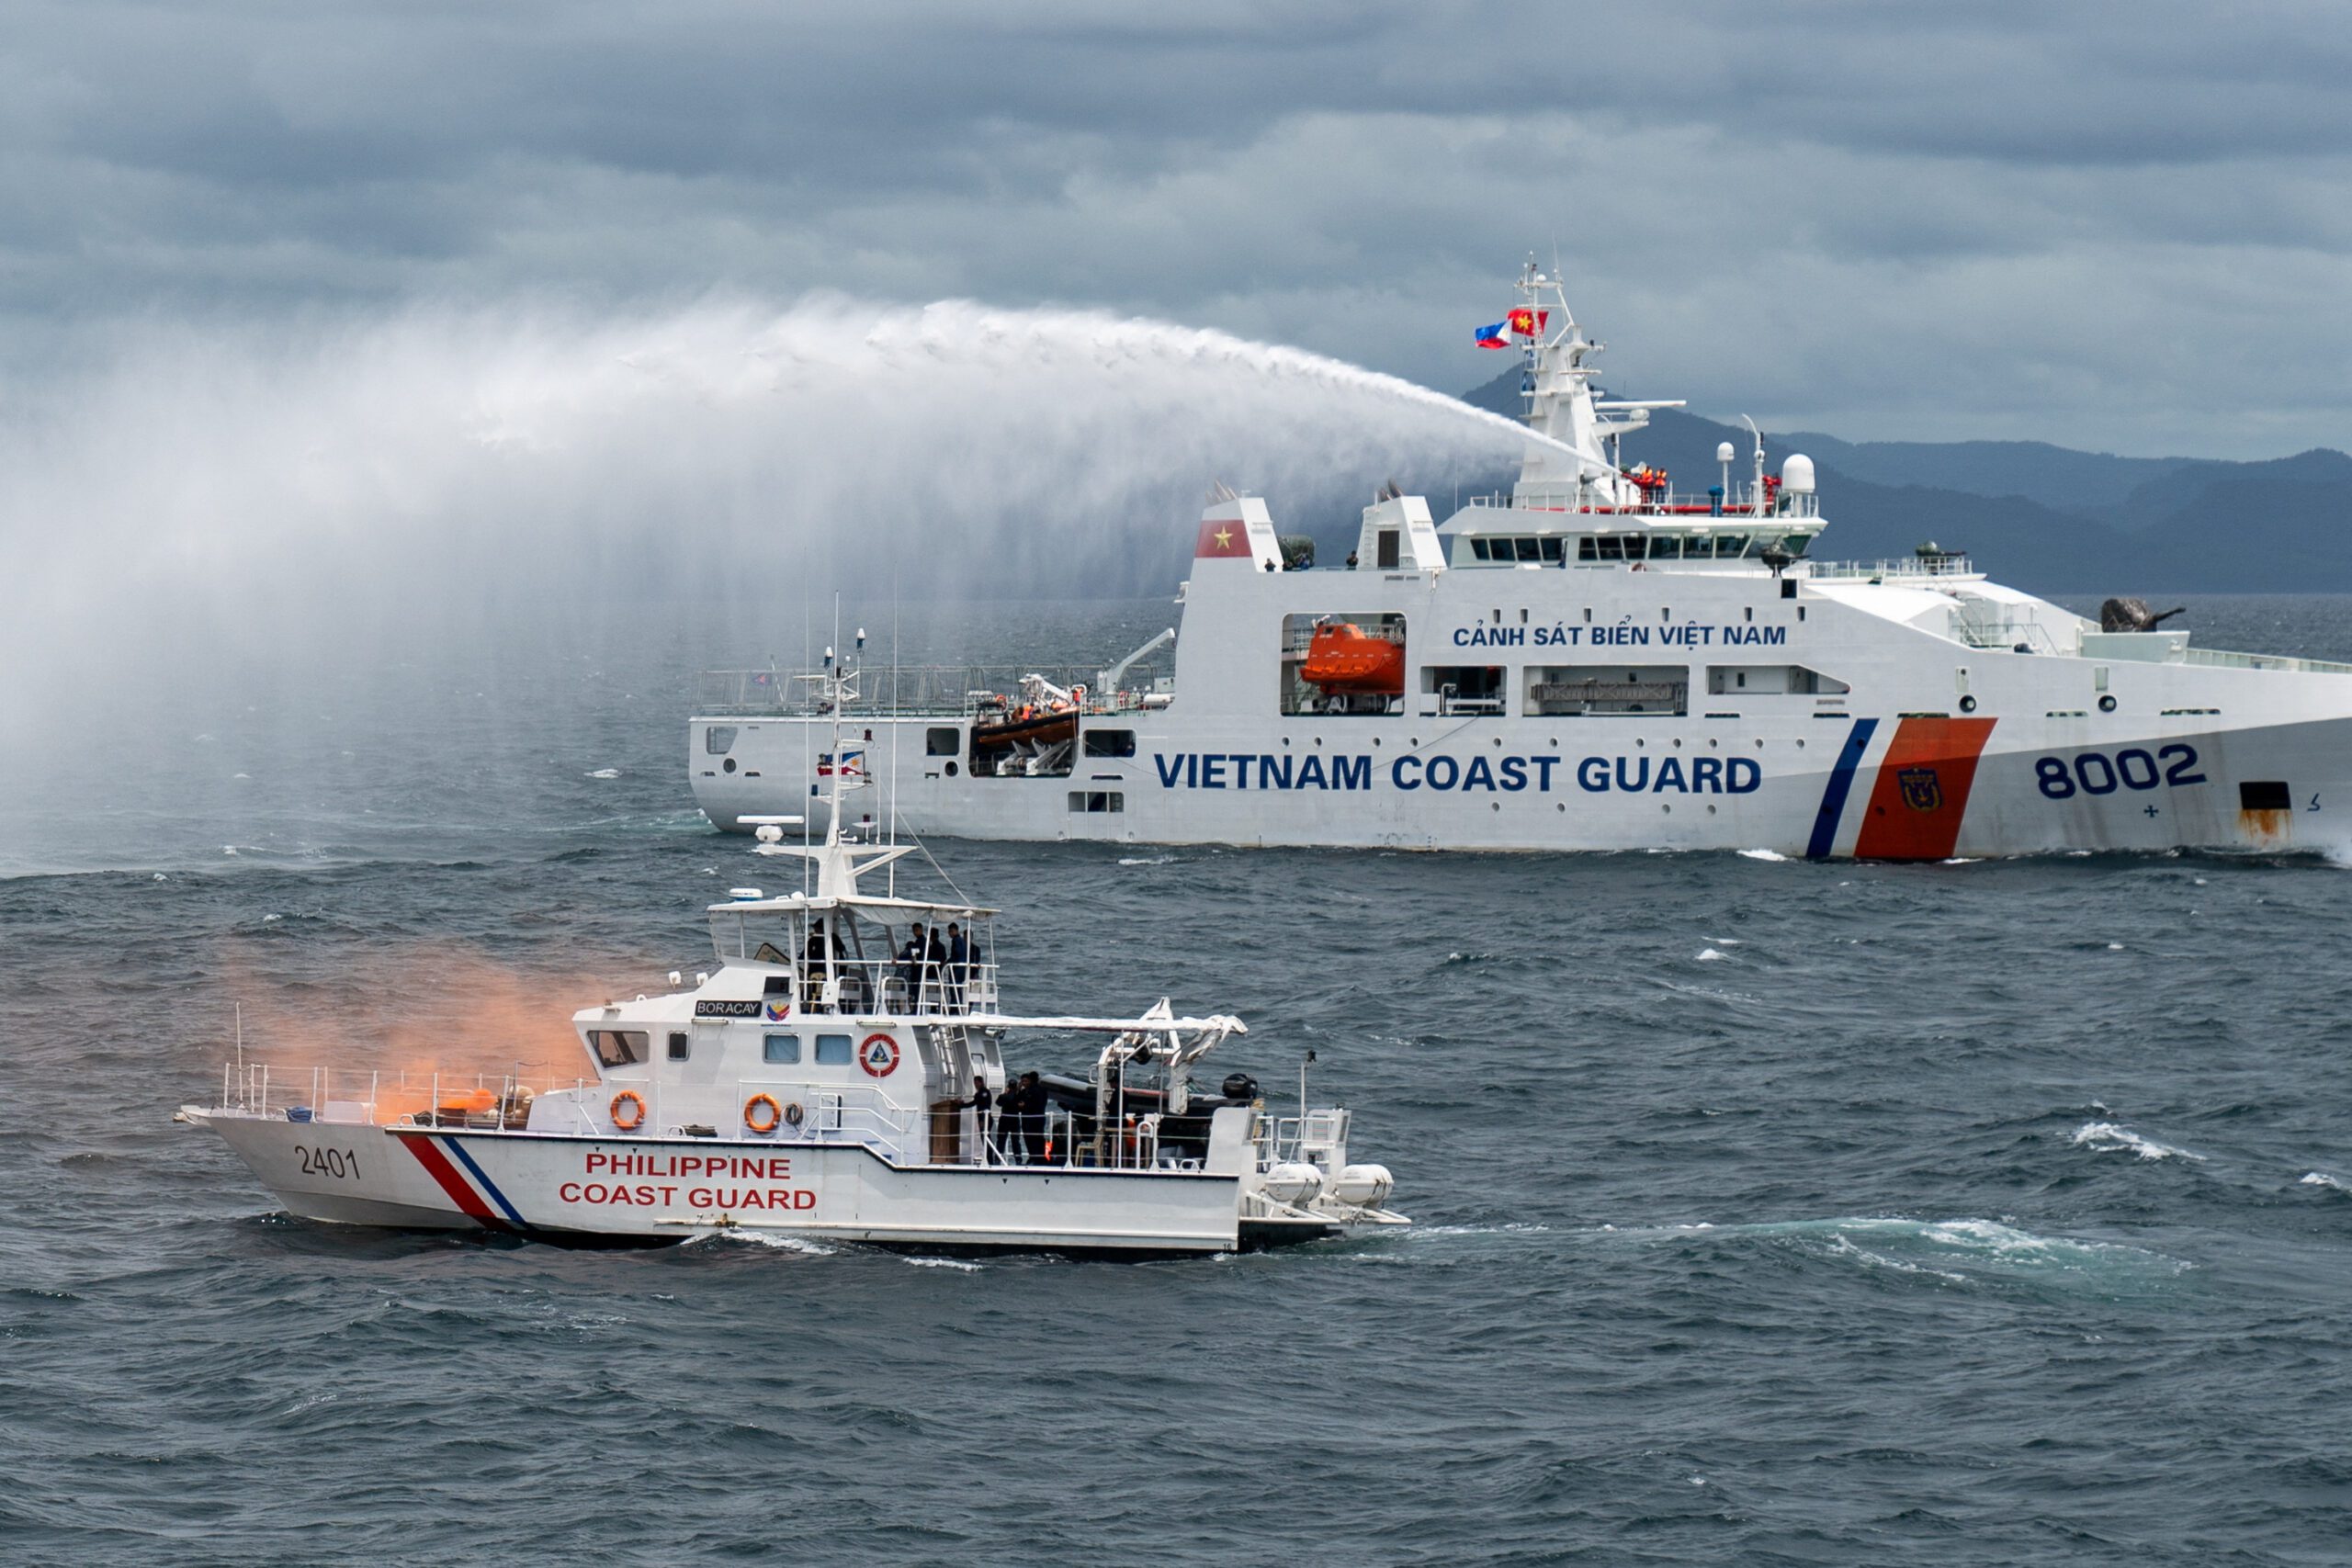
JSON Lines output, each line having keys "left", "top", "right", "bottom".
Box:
{"left": 2035, "top": 744, "right": 2206, "bottom": 800}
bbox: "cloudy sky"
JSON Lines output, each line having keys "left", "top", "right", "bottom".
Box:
{"left": 4, "top": 0, "right": 2347, "bottom": 459}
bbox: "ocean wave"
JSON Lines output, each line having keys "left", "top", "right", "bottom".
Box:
{"left": 1116, "top": 855, "right": 1179, "bottom": 866}
{"left": 2071, "top": 1121, "right": 2205, "bottom": 1162}
{"left": 2299, "top": 1171, "right": 2351, "bottom": 1194}
{"left": 1695, "top": 947, "right": 1729, "bottom": 962}
{"left": 1737, "top": 848, "right": 1789, "bottom": 862}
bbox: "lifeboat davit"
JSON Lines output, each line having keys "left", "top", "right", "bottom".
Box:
{"left": 1301, "top": 621, "right": 1404, "bottom": 694}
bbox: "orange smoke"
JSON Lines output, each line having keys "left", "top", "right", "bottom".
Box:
{"left": 216, "top": 941, "right": 652, "bottom": 1102}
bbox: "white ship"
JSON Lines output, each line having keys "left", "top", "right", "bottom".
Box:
{"left": 692, "top": 262, "right": 2352, "bottom": 860}
{"left": 179, "top": 671, "right": 1405, "bottom": 1254}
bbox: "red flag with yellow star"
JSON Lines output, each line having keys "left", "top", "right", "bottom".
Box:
{"left": 1194, "top": 517, "right": 1253, "bottom": 558}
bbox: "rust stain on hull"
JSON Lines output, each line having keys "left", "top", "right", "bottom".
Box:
{"left": 2240, "top": 807, "right": 2292, "bottom": 847}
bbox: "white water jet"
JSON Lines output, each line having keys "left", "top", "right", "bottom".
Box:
{"left": 0, "top": 297, "right": 1552, "bottom": 751}
{"left": 0, "top": 294, "right": 1551, "bottom": 746}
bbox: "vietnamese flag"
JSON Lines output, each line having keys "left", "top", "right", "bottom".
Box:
{"left": 1509, "top": 308, "right": 1549, "bottom": 339}
{"left": 1194, "top": 516, "right": 1254, "bottom": 558}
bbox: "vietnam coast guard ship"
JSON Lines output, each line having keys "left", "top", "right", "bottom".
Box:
{"left": 691, "top": 262, "right": 2352, "bottom": 860}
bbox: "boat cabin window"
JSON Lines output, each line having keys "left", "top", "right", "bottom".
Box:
{"left": 1281, "top": 611, "right": 1407, "bottom": 716}
{"left": 1468, "top": 536, "right": 1564, "bottom": 564}
{"left": 667, "top": 1031, "right": 689, "bottom": 1061}
{"left": 590, "top": 1029, "right": 649, "bottom": 1066}
{"left": 925, "top": 727, "right": 959, "bottom": 757}
{"left": 1082, "top": 728, "right": 1136, "bottom": 758}
{"left": 1068, "top": 790, "right": 1125, "bottom": 813}
{"left": 763, "top": 1033, "right": 800, "bottom": 1065}
{"left": 1649, "top": 536, "right": 1682, "bottom": 560}
{"left": 704, "top": 726, "right": 738, "bottom": 755}
{"left": 1578, "top": 535, "right": 1649, "bottom": 562}
{"left": 814, "top": 1033, "right": 853, "bottom": 1066}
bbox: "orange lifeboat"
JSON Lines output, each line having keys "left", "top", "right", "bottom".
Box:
{"left": 1301, "top": 621, "right": 1405, "bottom": 695}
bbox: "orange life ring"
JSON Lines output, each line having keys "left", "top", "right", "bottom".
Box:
{"left": 609, "top": 1090, "right": 646, "bottom": 1132}
{"left": 743, "top": 1093, "right": 782, "bottom": 1134}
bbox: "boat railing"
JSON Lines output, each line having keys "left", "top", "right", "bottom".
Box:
{"left": 695, "top": 661, "right": 1171, "bottom": 717}
{"left": 1462, "top": 487, "right": 1820, "bottom": 521}
{"left": 219, "top": 1061, "right": 554, "bottom": 1129}
{"left": 1257, "top": 1108, "right": 1351, "bottom": 1169}
{"left": 1807, "top": 554, "right": 1979, "bottom": 581}
{"left": 799, "top": 959, "right": 1000, "bottom": 1018}
{"left": 2181, "top": 646, "right": 2352, "bottom": 676}
{"left": 1951, "top": 617, "right": 2070, "bottom": 656}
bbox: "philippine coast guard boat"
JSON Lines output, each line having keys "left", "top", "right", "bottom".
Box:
{"left": 179, "top": 667, "right": 1405, "bottom": 1254}
{"left": 691, "top": 260, "right": 2352, "bottom": 860}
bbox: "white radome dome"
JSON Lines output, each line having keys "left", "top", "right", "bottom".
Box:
{"left": 1781, "top": 454, "right": 1816, "bottom": 493}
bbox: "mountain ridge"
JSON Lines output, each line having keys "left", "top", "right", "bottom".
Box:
{"left": 1456, "top": 368, "right": 2351, "bottom": 592}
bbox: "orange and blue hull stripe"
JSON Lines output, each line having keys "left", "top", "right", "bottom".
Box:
{"left": 1809, "top": 716, "right": 1999, "bottom": 861}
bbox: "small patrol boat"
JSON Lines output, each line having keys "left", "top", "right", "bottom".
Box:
{"left": 178, "top": 647, "right": 1406, "bottom": 1256}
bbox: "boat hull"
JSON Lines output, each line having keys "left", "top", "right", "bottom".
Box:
{"left": 693, "top": 705, "right": 2352, "bottom": 861}
{"left": 198, "top": 1114, "right": 1272, "bottom": 1254}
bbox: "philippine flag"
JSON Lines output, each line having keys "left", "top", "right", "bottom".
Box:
{"left": 1475, "top": 320, "right": 1510, "bottom": 349}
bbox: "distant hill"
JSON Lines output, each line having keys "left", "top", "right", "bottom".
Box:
{"left": 1458, "top": 367, "right": 2352, "bottom": 592}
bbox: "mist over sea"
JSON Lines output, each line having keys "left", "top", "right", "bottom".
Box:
{"left": 6, "top": 593, "right": 2351, "bottom": 1563}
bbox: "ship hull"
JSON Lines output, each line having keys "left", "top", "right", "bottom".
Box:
{"left": 198, "top": 1115, "right": 1267, "bottom": 1253}
{"left": 693, "top": 705, "right": 2352, "bottom": 860}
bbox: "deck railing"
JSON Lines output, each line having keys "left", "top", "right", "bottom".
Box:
{"left": 695, "top": 661, "right": 1171, "bottom": 716}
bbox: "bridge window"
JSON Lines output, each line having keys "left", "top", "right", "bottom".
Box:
{"left": 814, "top": 1034, "right": 852, "bottom": 1066}
{"left": 1282, "top": 612, "right": 1406, "bottom": 716}
{"left": 1650, "top": 536, "right": 1682, "bottom": 560}
{"left": 763, "top": 1033, "right": 801, "bottom": 1065}
{"left": 589, "top": 1030, "right": 649, "bottom": 1066}
{"left": 1082, "top": 728, "right": 1136, "bottom": 758}
{"left": 925, "top": 727, "right": 959, "bottom": 756}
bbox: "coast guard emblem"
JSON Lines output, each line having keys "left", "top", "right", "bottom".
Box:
{"left": 1898, "top": 766, "right": 1943, "bottom": 812}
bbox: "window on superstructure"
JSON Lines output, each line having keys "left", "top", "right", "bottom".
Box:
{"left": 1595, "top": 536, "right": 1623, "bottom": 561}
{"left": 590, "top": 1030, "right": 649, "bottom": 1066}
{"left": 1082, "top": 728, "right": 1136, "bottom": 758}
{"left": 1717, "top": 535, "right": 1751, "bottom": 558}
{"left": 1512, "top": 538, "right": 1541, "bottom": 563}
{"left": 1540, "top": 536, "right": 1565, "bottom": 563}
{"left": 705, "top": 726, "right": 738, "bottom": 755}
{"left": 814, "top": 1034, "right": 852, "bottom": 1066}
{"left": 1577, "top": 537, "right": 1598, "bottom": 562}
{"left": 668, "top": 1032, "right": 690, "bottom": 1061}
{"left": 1469, "top": 538, "right": 1492, "bottom": 561}
{"left": 1651, "top": 536, "right": 1683, "bottom": 560}
{"left": 763, "top": 1033, "right": 800, "bottom": 1065}
{"left": 925, "top": 728, "right": 959, "bottom": 756}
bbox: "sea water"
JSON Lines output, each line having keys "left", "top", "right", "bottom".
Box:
{"left": 4, "top": 595, "right": 2349, "bottom": 1563}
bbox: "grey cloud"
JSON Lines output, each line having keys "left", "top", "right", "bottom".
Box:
{"left": 0, "top": 1, "right": 2347, "bottom": 455}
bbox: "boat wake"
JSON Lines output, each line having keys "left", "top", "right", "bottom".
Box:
{"left": 1619, "top": 1215, "right": 2189, "bottom": 1292}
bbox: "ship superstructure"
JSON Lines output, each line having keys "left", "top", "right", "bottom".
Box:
{"left": 691, "top": 262, "right": 2352, "bottom": 860}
